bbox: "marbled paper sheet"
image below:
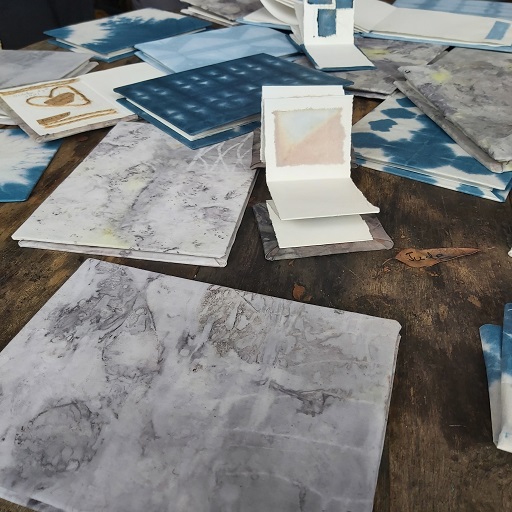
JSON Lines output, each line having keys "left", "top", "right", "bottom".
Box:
{"left": 0, "top": 258, "right": 401, "bottom": 512}
{"left": 13, "top": 122, "right": 256, "bottom": 266}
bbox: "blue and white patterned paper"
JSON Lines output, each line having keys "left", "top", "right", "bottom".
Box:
{"left": 0, "top": 128, "right": 61, "bottom": 202}
{"left": 45, "top": 9, "right": 210, "bottom": 61}
{"left": 393, "top": 0, "right": 512, "bottom": 21}
{"left": 135, "top": 25, "right": 299, "bottom": 73}
{"left": 115, "top": 53, "right": 352, "bottom": 148}
{"left": 352, "top": 93, "right": 512, "bottom": 201}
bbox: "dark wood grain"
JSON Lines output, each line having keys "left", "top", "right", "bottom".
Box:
{"left": 1, "top": 39, "right": 512, "bottom": 512}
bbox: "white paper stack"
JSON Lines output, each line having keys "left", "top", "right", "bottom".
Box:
{"left": 260, "top": 85, "right": 379, "bottom": 249}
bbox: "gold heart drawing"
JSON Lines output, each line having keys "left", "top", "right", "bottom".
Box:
{"left": 27, "top": 86, "right": 91, "bottom": 107}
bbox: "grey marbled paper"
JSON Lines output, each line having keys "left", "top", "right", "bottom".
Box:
{"left": 399, "top": 47, "right": 512, "bottom": 170}
{"left": 12, "top": 122, "right": 256, "bottom": 267}
{"left": 0, "top": 259, "right": 401, "bottom": 512}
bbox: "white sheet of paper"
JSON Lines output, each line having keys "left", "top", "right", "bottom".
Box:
{"left": 267, "top": 200, "right": 373, "bottom": 247}
{"left": 261, "top": 0, "right": 298, "bottom": 25}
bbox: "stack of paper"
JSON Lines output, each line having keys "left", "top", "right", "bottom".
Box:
{"left": 290, "top": 0, "right": 374, "bottom": 70}
{"left": 0, "top": 257, "right": 401, "bottom": 512}
{"left": 115, "top": 53, "right": 352, "bottom": 149}
{"left": 393, "top": 0, "right": 512, "bottom": 21}
{"left": 294, "top": 38, "right": 447, "bottom": 99}
{"left": 354, "top": 0, "right": 512, "bottom": 51}
{"left": 0, "top": 50, "right": 97, "bottom": 125}
{"left": 480, "top": 304, "right": 512, "bottom": 452}
{"left": 44, "top": 8, "right": 210, "bottom": 62}
{"left": 352, "top": 94, "right": 512, "bottom": 201}
{"left": 13, "top": 122, "right": 257, "bottom": 267}
{"left": 135, "top": 25, "right": 299, "bottom": 73}
{"left": 0, "top": 63, "right": 165, "bottom": 142}
{"left": 257, "top": 85, "right": 388, "bottom": 257}
{"left": 181, "top": 0, "right": 263, "bottom": 26}
{"left": 396, "top": 47, "right": 512, "bottom": 173}
{"left": 0, "top": 128, "right": 61, "bottom": 202}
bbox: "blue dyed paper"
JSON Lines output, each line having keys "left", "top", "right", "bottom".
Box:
{"left": 115, "top": 54, "right": 352, "bottom": 148}
{"left": 352, "top": 93, "right": 512, "bottom": 201}
{"left": 0, "top": 128, "right": 61, "bottom": 202}
{"left": 135, "top": 25, "right": 298, "bottom": 74}
{"left": 45, "top": 8, "right": 210, "bottom": 61}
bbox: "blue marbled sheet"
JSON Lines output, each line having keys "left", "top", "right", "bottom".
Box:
{"left": 45, "top": 8, "right": 210, "bottom": 58}
{"left": 135, "top": 25, "right": 299, "bottom": 73}
{"left": 352, "top": 93, "right": 512, "bottom": 201}
{"left": 0, "top": 128, "right": 61, "bottom": 202}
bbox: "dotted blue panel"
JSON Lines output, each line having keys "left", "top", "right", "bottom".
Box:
{"left": 116, "top": 54, "right": 351, "bottom": 138}
{"left": 318, "top": 9, "right": 337, "bottom": 37}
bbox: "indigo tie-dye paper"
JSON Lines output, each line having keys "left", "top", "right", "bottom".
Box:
{"left": 0, "top": 128, "right": 61, "bottom": 202}
{"left": 398, "top": 47, "right": 512, "bottom": 172}
{"left": 480, "top": 304, "right": 512, "bottom": 452}
{"left": 135, "top": 25, "right": 298, "bottom": 73}
{"left": 352, "top": 93, "right": 512, "bottom": 201}
{"left": 115, "top": 54, "right": 352, "bottom": 148}
{"left": 0, "top": 258, "right": 401, "bottom": 512}
{"left": 45, "top": 8, "right": 210, "bottom": 61}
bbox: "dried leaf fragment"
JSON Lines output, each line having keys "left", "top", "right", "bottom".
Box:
{"left": 395, "top": 248, "right": 479, "bottom": 268}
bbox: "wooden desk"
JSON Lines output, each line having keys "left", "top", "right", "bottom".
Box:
{"left": 1, "top": 41, "right": 512, "bottom": 512}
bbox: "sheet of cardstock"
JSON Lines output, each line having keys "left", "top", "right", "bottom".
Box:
{"left": 0, "top": 128, "right": 61, "bottom": 202}
{"left": 44, "top": 8, "right": 210, "bottom": 61}
{"left": 238, "top": 7, "right": 290, "bottom": 30}
{"left": 398, "top": 48, "right": 512, "bottom": 170}
{"left": 290, "top": 0, "right": 374, "bottom": 70}
{"left": 253, "top": 204, "right": 393, "bottom": 260}
{"left": 354, "top": 0, "right": 512, "bottom": 49}
{"left": 352, "top": 93, "right": 512, "bottom": 198}
{"left": 0, "top": 63, "right": 165, "bottom": 141}
{"left": 13, "top": 122, "right": 256, "bottom": 267}
{"left": 262, "top": 86, "right": 379, "bottom": 220}
{"left": 261, "top": 0, "right": 298, "bottom": 26}
{"left": 135, "top": 25, "right": 298, "bottom": 73}
{"left": 0, "top": 50, "right": 96, "bottom": 89}
{"left": 498, "top": 304, "right": 512, "bottom": 452}
{"left": 0, "top": 258, "right": 401, "bottom": 512}
{"left": 267, "top": 200, "right": 372, "bottom": 248}
{"left": 480, "top": 324, "right": 503, "bottom": 445}
{"left": 394, "top": 0, "right": 512, "bottom": 21}
{"left": 115, "top": 54, "right": 352, "bottom": 148}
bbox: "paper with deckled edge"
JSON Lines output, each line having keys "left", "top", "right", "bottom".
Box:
{"left": 291, "top": 0, "right": 374, "bottom": 70}
{"left": 0, "top": 63, "right": 165, "bottom": 141}
{"left": 262, "top": 85, "right": 379, "bottom": 221}
{"left": 498, "top": 304, "right": 512, "bottom": 451}
{"left": 266, "top": 200, "right": 372, "bottom": 248}
{"left": 354, "top": 0, "right": 512, "bottom": 48}
{"left": 0, "top": 257, "right": 401, "bottom": 512}
{"left": 12, "top": 123, "right": 256, "bottom": 267}
{"left": 480, "top": 324, "right": 503, "bottom": 445}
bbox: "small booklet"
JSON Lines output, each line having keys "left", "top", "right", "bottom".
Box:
{"left": 45, "top": 8, "right": 210, "bottom": 62}
{"left": 115, "top": 53, "right": 351, "bottom": 149}
{"left": 0, "top": 63, "right": 165, "bottom": 142}
{"left": 260, "top": 85, "right": 379, "bottom": 249}
{"left": 354, "top": 0, "right": 512, "bottom": 50}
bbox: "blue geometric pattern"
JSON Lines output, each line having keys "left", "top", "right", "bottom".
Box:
{"left": 45, "top": 9, "right": 210, "bottom": 60}
{"left": 0, "top": 129, "right": 61, "bottom": 202}
{"left": 318, "top": 9, "right": 337, "bottom": 37}
{"left": 352, "top": 93, "right": 512, "bottom": 201}
{"left": 116, "top": 54, "right": 351, "bottom": 148}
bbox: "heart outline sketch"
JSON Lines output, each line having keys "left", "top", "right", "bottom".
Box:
{"left": 26, "top": 86, "right": 91, "bottom": 108}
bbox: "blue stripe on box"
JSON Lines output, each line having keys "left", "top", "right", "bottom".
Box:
{"left": 308, "top": 0, "right": 332, "bottom": 4}
{"left": 486, "top": 21, "right": 510, "bottom": 40}
{"left": 336, "top": 0, "right": 353, "bottom": 8}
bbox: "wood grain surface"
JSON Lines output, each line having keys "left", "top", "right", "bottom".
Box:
{"left": 1, "top": 38, "right": 512, "bottom": 512}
